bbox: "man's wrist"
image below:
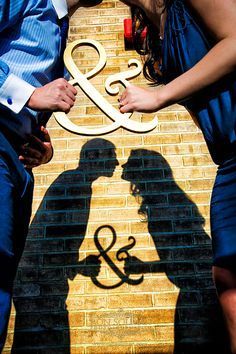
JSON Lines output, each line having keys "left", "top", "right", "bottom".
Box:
{"left": 27, "top": 87, "right": 38, "bottom": 110}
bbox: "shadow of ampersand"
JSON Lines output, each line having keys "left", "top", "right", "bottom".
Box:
{"left": 89, "top": 224, "right": 143, "bottom": 289}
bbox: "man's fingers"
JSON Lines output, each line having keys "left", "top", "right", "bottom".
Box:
{"left": 57, "top": 101, "right": 71, "bottom": 113}
{"left": 62, "top": 94, "right": 75, "bottom": 108}
{"left": 27, "top": 135, "right": 46, "bottom": 152}
{"left": 66, "top": 89, "right": 76, "bottom": 102}
{"left": 19, "top": 155, "right": 39, "bottom": 166}
{"left": 22, "top": 146, "right": 42, "bottom": 159}
{"left": 64, "top": 82, "right": 77, "bottom": 101}
{"left": 40, "top": 126, "right": 51, "bottom": 142}
{"left": 67, "top": 83, "right": 77, "bottom": 95}
{"left": 56, "top": 88, "right": 76, "bottom": 112}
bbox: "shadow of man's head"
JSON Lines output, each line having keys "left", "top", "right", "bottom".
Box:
{"left": 78, "top": 138, "right": 119, "bottom": 181}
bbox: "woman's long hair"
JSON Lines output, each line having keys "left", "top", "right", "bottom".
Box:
{"left": 131, "top": 1, "right": 172, "bottom": 84}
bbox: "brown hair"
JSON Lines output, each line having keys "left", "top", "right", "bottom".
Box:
{"left": 131, "top": 1, "right": 171, "bottom": 84}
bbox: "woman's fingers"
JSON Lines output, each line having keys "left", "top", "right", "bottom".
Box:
{"left": 120, "top": 103, "right": 133, "bottom": 113}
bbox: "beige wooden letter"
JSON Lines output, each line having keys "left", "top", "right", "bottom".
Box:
{"left": 54, "top": 39, "right": 158, "bottom": 136}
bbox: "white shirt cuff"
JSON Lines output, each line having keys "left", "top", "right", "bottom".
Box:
{"left": 0, "top": 74, "right": 35, "bottom": 114}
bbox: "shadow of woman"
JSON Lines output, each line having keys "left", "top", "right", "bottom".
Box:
{"left": 11, "top": 138, "right": 119, "bottom": 354}
{"left": 121, "top": 149, "right": 229, "bottom": 354}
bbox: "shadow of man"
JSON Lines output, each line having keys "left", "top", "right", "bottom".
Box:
{"left": 121, "top": 149, "right": 229, "bottom": 354}
{"left": 11, "top": 138, "right": 119, "bottom": 354}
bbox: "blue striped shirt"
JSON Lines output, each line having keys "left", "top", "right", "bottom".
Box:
{"left": 0, "top": 0, "right": 68, "bottom": 144}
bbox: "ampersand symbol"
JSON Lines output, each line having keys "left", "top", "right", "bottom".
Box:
{"left": 91, "top": 225, "right": 143, "bottom": 289}
{"left": 54, "top": 39, "right": 158, "bottom": 136}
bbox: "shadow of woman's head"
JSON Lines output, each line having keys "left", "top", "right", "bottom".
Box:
{"left": 122, "top": 149, "right": 209, "bottom": 268}
{"left": 122, "top": 148, "right": 186, "bottom": 218}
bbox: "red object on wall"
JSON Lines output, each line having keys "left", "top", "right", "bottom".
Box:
{"left": 124, "top": 18, "right": 147, "bottom": 49}
{"left": 124, "top": 18, "right": 133, "bottom": 41}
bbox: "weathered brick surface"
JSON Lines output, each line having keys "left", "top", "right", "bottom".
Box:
{"left": 4, "top": 1, "right": 228, "bottom": 353}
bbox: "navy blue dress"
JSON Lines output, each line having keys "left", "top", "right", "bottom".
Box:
{"left": 162, "top": 0, "right": 236, "bottom": 268}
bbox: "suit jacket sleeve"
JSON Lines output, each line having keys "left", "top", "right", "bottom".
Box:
{"left": 0, "top": 0, "right": 35, "bottom": 114}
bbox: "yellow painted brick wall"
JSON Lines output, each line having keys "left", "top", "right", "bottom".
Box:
{"left": 4, "top": 1, "right": 228, "bottom": 353}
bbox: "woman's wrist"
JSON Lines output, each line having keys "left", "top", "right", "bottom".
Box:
{"left": 154, "top": 85, "right": 172, "bottom": 111}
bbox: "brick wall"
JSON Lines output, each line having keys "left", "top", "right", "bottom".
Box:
{"left": 4, "top": 1, "right": 228, "bottom": 353}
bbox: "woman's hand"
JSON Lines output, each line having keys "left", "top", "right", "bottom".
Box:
{"left": 19, "top": 126, "right": 54, "bottom": 169}
{"left": 119, "top": 85, "right": 164, "bottom": 113}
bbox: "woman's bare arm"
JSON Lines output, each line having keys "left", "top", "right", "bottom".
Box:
{"left": 119, "top": 0, "right": 236, "bottom": 113}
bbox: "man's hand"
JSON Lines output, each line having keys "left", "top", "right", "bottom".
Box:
{"left": 28, "top": 78, "right": 77, "bottom": 112}
{"left": 19, "top": 126, "right": 54, "bottom": 169}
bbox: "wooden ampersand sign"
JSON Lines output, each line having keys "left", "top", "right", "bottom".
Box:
{"left": 54, "top": 39, "right": 158, "bottom": 135}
